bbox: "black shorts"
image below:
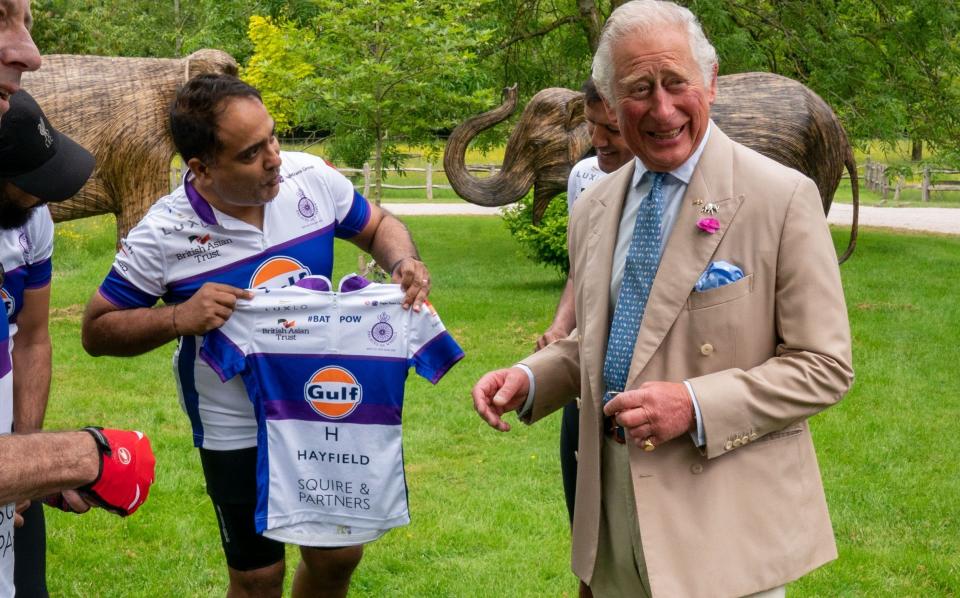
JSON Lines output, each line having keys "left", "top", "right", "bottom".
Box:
{"left": 199, "top": 447, "right": 353, "bottom": 571}
{"left": 199, "top": 447, "right": 284, "bottom": 571}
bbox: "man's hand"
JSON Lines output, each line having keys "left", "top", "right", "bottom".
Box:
{"left": 536, "top": 326, "right": 568, "bottom": 351}
{"left": 42, "top": 489, "right": 93, "bottom": 514}
{"left": 471, "top": 367, "right": 530, "bottom": 432}
{"left": 602, "top": 381, "right": 695, "bottom": 449}
{"left": 391, "top": 257, "right": 430, "bottom": 312}
{"left": 14, "top": 500, "right": 29, "bottom": 527}
{"left": 174, "top": 282, "right": 252, "bottom": 336}
{"left": 79, "top": 428, "right": 156, "bottom": 516}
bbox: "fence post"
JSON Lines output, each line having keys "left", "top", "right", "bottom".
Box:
{"left": 893, "top": 175, "right": 904, "bottom": 202}
{"left": 880, "top": 164, "right": 888, "bottom": 199}
{"left": 363, "top": 162, "right": 371, "bottom": 199}
{"left": 426, "top": 162, "right": 433, "bottom": 201}
{"left": 922, "top": 166, "right": 930, "bottom": 202}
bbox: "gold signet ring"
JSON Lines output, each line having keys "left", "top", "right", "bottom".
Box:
{"left": 642, "top": 439, "right": 656, "bottom": 452}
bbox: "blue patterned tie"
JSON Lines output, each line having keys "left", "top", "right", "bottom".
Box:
{"left": 603, "top": 172, "right": 666, "bottom": 392}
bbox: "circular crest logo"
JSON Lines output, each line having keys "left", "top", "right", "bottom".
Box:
{"left": 117, "top": 447, "right": 132, "bottom": 465}
{"left": 369, "top": 312, "right": 394, "bottom": 344}
{"left": 297, "top": 193, "right": 318, "bottom": 220}
{"left": 304, "top": 366, "right": 363, "bottom": 419}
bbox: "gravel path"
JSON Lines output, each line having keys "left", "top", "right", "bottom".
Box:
{"left": 387, "top": 202, "right": 960, "bottom": 236}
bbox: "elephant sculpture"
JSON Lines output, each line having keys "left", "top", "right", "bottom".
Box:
{"left": 444, "top": 73, "right": 859, "bottom": 262}
{"left": 22, "top": 49, "right": 239, "bottom": 240}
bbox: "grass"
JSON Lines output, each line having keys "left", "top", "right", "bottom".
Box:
{"left": 41, "top": 214, "right": 960, "bottom": 596}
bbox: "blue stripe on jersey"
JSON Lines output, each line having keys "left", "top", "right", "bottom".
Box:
{"left": 333, "top": 191, "right": 371, "bottom": 239}
{"left": 24, "top": 257, "right": 52, "bottom": 289}
{"left": 412, "top": 332, "right": 465, "bottom": 384}
{"left": 100, "top": 267, "right": 161, "bottom": 308}
{"left": 255, "top": 392, "right": 271, "bottom": 531}
{"left": 243, "top": 354, "right": 407, "bottom": 426}
{"left": 177, "top": 336, "right": 205, "bottom": 447}
{"left": 199, "top": 329, "right": 245, "bottom": 383}
{"left": 163, "top": 224, "right": 337, "bottom": 303}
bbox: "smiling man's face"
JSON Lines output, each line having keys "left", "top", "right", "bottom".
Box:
{"left": 0, "top": 0, "right": 42, "bottom": 116}
{"left": 607, "top": 24, "right": 716, "bottom": 173}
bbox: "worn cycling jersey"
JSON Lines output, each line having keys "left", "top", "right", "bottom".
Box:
{"left": 97, "top": 152, "right": 370, "bottom": 450}
{"left": 0, "top": 277, "right": 13, "bottom": 594}
{"left": 199, "top": 275, "right": 463, "bottom": 546}
{"left": 1, "top": 205, "right": 53, "bottom": 338}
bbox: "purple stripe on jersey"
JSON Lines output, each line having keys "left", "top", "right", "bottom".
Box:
{"left": 248, "top": 352, "right": 407, "bottom": 364}
{"left": 295, "top": 277, "right": 331, "bottom": 292}
{"left": 167, "top": 223, "right": 335, "bottom": 289}
{"left": 0, "top": 338, "right": 11, "bottom": 376}
{"left": 185, "top": 178, "right": 218, "bottom": 226}
{"left": 264, "top": 398, "right": 401, "bottom": 426}
{"left": 25, "top": 257, "right": 52, "bottom": 289}
{"left": 339, "top": 275, "right": 371, "bottom": 293}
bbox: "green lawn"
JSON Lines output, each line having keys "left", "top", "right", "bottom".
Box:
{"left": 41, "top": 215, "right": 959, "bottom": 596}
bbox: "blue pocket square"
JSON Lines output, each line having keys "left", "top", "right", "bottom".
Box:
{"left": 695, "top": 260, "right": 744, "bottom": 292}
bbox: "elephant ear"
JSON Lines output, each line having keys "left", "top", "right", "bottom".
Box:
{"left": 563, "top": 93, "right": 592, "bottom": 166}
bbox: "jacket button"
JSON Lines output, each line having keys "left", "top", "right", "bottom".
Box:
{"left": 690, "top": 463, "right": 703, "bottom": 474}
{"left": 700, "top": 343, "right": 714, "bottom": 356}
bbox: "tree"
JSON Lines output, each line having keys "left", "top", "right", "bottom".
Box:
{"left": 244, "top": 0, "right": 496, "bottom": 203}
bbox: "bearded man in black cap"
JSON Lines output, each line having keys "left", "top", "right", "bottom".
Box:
{"left": 0, "top": 89, "right": 157, "bottom": 597}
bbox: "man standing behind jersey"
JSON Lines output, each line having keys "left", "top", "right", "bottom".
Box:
{"left": 539, "top": 78, "right": 632, "bottom": 598}
{"left": 81, "top": 74, "right": 431, "bottom": 598}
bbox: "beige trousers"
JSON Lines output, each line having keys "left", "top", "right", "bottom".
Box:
{"left": 589, "top": 437, "right": 786, "bottom": 598}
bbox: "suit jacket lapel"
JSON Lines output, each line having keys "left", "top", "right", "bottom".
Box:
{"left": 625, "top": 128, "right": 745, "bottom": 388}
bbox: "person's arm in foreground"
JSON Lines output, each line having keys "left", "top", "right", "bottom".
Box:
{"left": 349, "top": 203, "right": 431, "bottom": 311}
{"left": 12, "top": 285, "right": 51, "bottom": 433}
{"left": 0, "top": 427, "right": 154, "bottom": 515}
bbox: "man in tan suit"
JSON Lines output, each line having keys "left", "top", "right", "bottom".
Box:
{"left": 471, "top": 1, "right": 854, "bottom": 596}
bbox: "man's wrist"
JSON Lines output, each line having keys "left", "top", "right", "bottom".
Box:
{"left": 389, "top": 256, "right": 421, "bottom": 276}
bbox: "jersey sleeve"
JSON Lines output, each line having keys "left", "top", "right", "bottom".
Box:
{"left": 407, "top": 302, "right": 464, "bottom": 384}
{"left": 198, "top": 303, "right": 253, "bottom": 383}
{"left": 319, "top": 161, "right": 371, "bottom": 239}
{"left": 23, "top": 206, "right": 54, "bottom": 288}
{"left": 97, "top": 218, "right": 166, "bottom": 308}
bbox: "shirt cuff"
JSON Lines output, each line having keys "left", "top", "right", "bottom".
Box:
{"left": 515, "top": 364, "right": 536, "bottom": 418}
{"left": 684, "top": 380, "right": 705, "bottom": 447}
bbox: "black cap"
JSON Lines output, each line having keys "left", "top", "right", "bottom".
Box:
{"left": 0, "top": 90, "right": 95, "bottom": 203}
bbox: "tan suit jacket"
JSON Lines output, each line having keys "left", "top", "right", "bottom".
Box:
{"left": 521, "top": 126, "right": 854, "bottom": 597}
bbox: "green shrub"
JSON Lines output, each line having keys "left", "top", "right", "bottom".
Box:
{"left": 502, "top": 192, "right": 570, "bottom": 276}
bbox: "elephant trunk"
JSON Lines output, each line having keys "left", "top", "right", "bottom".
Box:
{"left": 443, "top": 85, "right": 537, "bottom": 207}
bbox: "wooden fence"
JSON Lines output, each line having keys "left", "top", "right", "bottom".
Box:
{"left": 171, "top": 162, "right": 499, "bottom": 199}
{"left": 863, "top": 159, "right": 960, "bottom": 201}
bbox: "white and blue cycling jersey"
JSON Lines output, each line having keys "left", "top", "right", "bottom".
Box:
{"left": 97, "top": 152, "right": 370, "bottom": 450}
{"left": 199, "top": 275, "right": 464, "bottom": 546}
{"left": 1, "top": 205, "right": 53, "bottom": 339}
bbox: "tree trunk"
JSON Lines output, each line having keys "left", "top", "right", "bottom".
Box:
{"left": 911, "top": 138, "right": 923, "bottom": 162}
{"left": 373, "top": 131, "right": 383, "bottom": 206}
{"left": 577, "top": 0, "right": 603, "bottom": 52}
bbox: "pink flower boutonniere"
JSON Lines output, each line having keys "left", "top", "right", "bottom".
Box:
{"left": 696, "top": 217, "right": 720, "bottom": 234}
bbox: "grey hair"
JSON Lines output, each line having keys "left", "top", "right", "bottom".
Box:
{"left": 592, "top": 0, "right": 718, "bottom": 102}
